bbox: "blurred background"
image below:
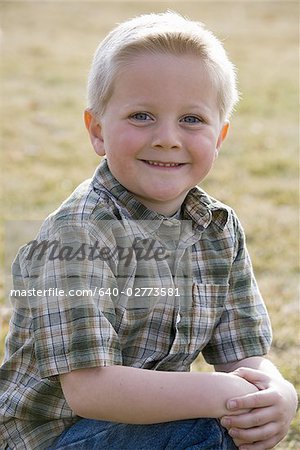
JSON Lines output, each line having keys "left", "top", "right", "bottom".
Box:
{"left": 0, "top": 1, "right": 299, "bottom": 447}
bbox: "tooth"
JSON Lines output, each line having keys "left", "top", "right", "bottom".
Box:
{"left": 147, "top": 161, "right": 179, "bottom": 167}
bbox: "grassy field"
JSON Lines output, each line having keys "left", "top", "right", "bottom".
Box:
{"left": 1, "top": 1, "right": 299, "bottom": 448}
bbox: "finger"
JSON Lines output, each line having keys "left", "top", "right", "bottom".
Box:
{"left": 227, "top": 388, "right": 275, "bottom": 411}
{"left": 238, "top": 433, "right": 283, "bottom": 450}
{"left": 231, "top": 437, "right": 245, "bottom": 447}
{"left": 228, "top": 421, "right": 277, "bottom": 445}
{"left": 233, "top": 368, "right": 270, "bottom": 390}
{"left": 221, "top": 407, "right": 274, "bottom": 429}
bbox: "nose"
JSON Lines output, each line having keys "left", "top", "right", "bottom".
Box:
{"left": 151, "top": 120, "right": 182, "bottom": 150}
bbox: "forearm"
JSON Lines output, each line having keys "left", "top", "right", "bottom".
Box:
{"left": 60, "top": 365, "right": 258, "bottom": 424}
{"left": 216, "top": 355, "right": 288, "bottom": 380}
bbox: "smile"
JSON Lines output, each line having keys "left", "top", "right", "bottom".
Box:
{"left": 143, "top": 160, "right": 184, "bottom": 167}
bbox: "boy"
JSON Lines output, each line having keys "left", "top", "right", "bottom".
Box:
{"left": 0, "top": 11, "right": 297, "bottom": 450}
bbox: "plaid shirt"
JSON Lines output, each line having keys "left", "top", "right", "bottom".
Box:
{"left": 0, "top": 159, "right": 272, "bottom": 449}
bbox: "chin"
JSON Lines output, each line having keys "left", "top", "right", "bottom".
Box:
{"left": 151, "top": 195, "right": 180, "bottom": 203}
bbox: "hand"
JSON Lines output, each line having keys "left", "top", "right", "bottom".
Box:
{"left": 221, "top": 367, "right": 298, "bottom": 450}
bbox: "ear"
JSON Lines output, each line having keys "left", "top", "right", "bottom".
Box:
{"left": 215, "top": 121, "right": 229, "bottom": 156}
{"left": 84, "top": 109, "right": 106, "bottom": 157}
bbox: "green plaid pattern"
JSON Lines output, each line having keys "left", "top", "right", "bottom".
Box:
{"left": 0, "top": 159, "right": 272, "bottom": 449}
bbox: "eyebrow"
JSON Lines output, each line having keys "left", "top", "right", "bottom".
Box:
{"left": 123, "top": 102, "right": 214, "bottom": 114}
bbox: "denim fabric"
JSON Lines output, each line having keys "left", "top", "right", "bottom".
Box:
{"left": 49, "top": 418, "right": 237, "bottom": 450}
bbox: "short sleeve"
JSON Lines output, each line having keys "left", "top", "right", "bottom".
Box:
{"left": 202, "top": 214, "right": 272, "bottom": 365}
{"left": 20, "top": 221, "right": 123, "bottom": 379}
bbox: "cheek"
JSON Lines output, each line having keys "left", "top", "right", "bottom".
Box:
{"left": 104, "top": 132, "right": 147, "bottom": 176}
{"left": 190, "top": 140, "right": 217, "bottom": 173}
{"left": 190, "top": 133, "right": 217, "bottom": 156}
{"left": 120, "top": 128, "right": 148, "bottom": 150}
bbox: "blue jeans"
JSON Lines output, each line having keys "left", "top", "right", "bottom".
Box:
{"left": 49, "top": 418, "right": 237, "bottom": 449}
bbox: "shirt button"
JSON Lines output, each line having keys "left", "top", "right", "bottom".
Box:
{"left": 163, "top": 219, "right": 180, "bottom": 227}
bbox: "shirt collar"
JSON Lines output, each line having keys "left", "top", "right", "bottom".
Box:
{"left": 92, "top": 159, "right": 163, "bottom": 235}
{"left": 183, "top": 187, "right": 230, "bottom": 231}
{"left": 92, "top": 158, "right": 229, "bottom": 231}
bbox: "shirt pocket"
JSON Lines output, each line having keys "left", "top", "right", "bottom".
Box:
{"left": 168, "top": 283, "right": 228, "bottom": 362}
{"left": 189, "top": 283, "right": 228, "bottom": 354}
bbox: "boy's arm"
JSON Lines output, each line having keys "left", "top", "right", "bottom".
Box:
{"left": 215, "top": 356, "right": 298, "bottom": 449}
{"left": 60, "top": 365, "right": 258, "bottom": 424}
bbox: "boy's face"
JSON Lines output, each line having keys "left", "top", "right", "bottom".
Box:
{"left": 85, "top": 53, "right": 228, "bottom": 216}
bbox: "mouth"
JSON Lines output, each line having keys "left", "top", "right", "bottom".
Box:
{"left": 142, "top": 160, "right": 185, "bottom": 168}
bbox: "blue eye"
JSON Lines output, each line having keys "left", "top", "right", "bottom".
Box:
{"left": 130, "top": 113, "right": 152, "bottom": 121}
{"left": 181, "top": 115, "right": 202, "bottom": 124}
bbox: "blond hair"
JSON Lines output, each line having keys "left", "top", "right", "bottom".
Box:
{"left": 87, "top": 11, "right": 239, "bottom": 122}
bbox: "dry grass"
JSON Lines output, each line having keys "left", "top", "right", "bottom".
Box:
{"left": 1, "top": 1, "right": 299, "bottom": 448}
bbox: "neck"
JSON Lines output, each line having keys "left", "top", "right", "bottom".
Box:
{"left": 131, "top": 194, "right": 186, "bottom": 217}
